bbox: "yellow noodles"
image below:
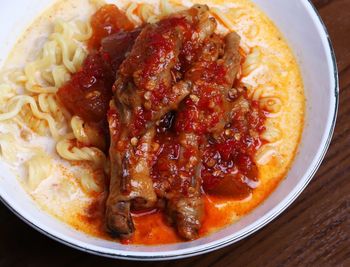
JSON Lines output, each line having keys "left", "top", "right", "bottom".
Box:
{"left": 0, "top": 95, "right": 60, "bottom": 139}
{"left": 56, "top": 133, "right": 106, "bottom": 168}
{"left": 23, "top": 19, "right": 91, "bottom": 94}
{"left": 71, "top": 116, "right": 91, "bottom": 145}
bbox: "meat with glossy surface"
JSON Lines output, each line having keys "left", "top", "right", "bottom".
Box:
{"left": 101, "top": 29, "right": 142, "bottom": 73}
{"left": 165, "top": 31, "right": 241, "bottom": 239}
{"left": 106, "top": 103, "right": 157, "bottom": 237}
{"left": 149, "top": 25, "right": 242, "bottom": 240}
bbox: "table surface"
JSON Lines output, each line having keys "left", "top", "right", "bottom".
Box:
{"left": 1, "top": 1, "right": 349, "bottom": 266}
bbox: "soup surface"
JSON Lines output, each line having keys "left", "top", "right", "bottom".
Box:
{"left": 0, "top": 0, "right": 304, "bottom": 244}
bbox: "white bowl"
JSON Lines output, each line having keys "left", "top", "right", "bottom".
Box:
{"left": 0, "top": 0, "right": 338, "bottom": 260}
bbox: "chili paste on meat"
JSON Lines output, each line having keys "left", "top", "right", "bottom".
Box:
{"left": 57, "top": 4, "right": 266, "bottom": 241}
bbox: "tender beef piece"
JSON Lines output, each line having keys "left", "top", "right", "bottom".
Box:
{"left": 58, "top": 30, "right": 143, "bottom": 152}
{"left": 101, "top": 28, "right": 142, "bottom": 73}
{"left": 88, "top": 4, "right": 134, "bottom": 50}
{"left": 106, "top": 5, "right": 212, "bottom": 238}
{"left": 57, "top": 53, "right": 114, "bottom": 123}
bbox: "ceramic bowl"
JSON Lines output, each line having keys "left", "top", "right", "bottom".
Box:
{"left": 0, "top": 0, "right": 338, "bottom": 260}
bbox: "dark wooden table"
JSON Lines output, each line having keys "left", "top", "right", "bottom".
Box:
{"left": 0, "top": 1, "right": 349, "bottom": 266}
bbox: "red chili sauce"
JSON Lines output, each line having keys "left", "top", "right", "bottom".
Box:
{"left": 116, "top": 16, "right": 196, "bottom": 137}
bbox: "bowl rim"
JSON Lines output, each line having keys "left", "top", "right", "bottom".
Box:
{"left": 0, "top": 0, "right": 339, "bottom": 261}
